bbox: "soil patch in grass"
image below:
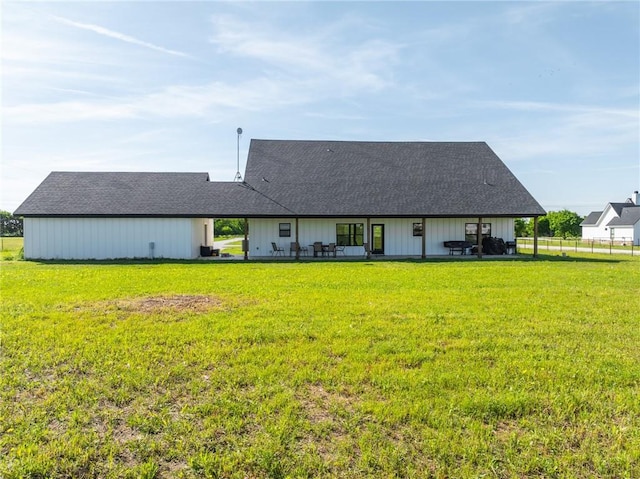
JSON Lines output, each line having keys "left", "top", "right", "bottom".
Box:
{"left": 115, "top": 295, "right": 224, "bottom": 314}
{"left": 298, "top": 384, "right": 357, "bottom": 464}
{"left": 71, "top": 294, "right": 226, "bottom": 317}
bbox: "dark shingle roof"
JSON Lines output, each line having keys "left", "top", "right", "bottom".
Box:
{"left": 241, "top": 140, "right": 545, "bottom": 217}
{"left": 15, "top": 140, "right": 546, "bottom": 218}
{"left": 607, "top": 206, "right": 640, "bottom": 227}
{"left": 15, "top": 172, "right": 214, "bottom": 216}
{"left": 14, "top": 172, "right": 294, "bottom": 217}
{"left": 581, "top": 211, "right": 603, "bottom": 226}
{"left": 608, "top": 202, "right": 630, "bottom": 217}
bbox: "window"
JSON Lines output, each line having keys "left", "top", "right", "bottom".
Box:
{"left": 413, "top": 223, "right": 423, "bottom": 237}
{"left": 465, "top": 223, "right": 491, "bottom": 244}
{"left": 336, "top": 223, "right": 364, "bottom": 246}
{"left": 279, "top": 223, "right": 291, "bottom": 237}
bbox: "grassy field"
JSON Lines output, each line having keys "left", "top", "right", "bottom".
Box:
{"left": 1, "top": 254, "right": 639, "bottom": 478}
{"left": 0, "top": 237, "right": 23, "bottom": 261}
{"left": 217, "top": 237, "right": 244, "bottom": 257}
{"left": 518, "top": 237, "right": 638, "bottom": 254}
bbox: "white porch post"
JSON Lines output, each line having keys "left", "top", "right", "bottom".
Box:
{"left": 243, "top": 218, "right": 249, "bottom": 260}
{"left": 366, "top": 217, "right": 371, "bottom": 259}
{"left": 295, "top": 217, "right": 300, "bottom": 260}
{"left": 534, "top": 216, "right": 539, "bottom": 258}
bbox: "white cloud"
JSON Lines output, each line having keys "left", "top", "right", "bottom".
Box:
{"left": 502, "top": 2, "right": 566, "bottom": 27}
{"left": 459, "top": 100, "right": 637, "bottom": 192}
{"left": 3, "top": 10, "right": 403, "bottom": 126}
{"left": 208, "top": 13, "right": 401, "bottom": 93}
{"left": 3, "top": 77, "right": 311, "bottom": 124}
{"left": 51, "top": 14, "right": 192, "bottom": 59}
{"left": 478, "top": 100, "right": 638, "bottom": 119}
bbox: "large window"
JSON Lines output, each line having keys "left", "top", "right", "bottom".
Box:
{"left": 465, "top": 223, "right": 491, "bottom": 244}
{"left": 336, "top": 223, "right": 364, "bottom": 246}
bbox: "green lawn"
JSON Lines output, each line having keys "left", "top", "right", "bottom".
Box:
{"left": 1, "top": 254, "right": 639, "bottom": 478}
{"left": 0, "top": 237, "right": 23, "bottom": 260}
{"left": 217, "top": 237, "right": 244, "bottom": 256}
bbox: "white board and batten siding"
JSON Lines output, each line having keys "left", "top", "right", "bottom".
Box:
{"left": 23, "top": 217, "right": 213, "bottom": 260}
{"left": 581, "top": 206, "right": 618, "bottom": 241}
{"left": 426, "top": 218, "right": 515, "bottom": 254}
{"left": 249, "top": 217, "right": 515, "bottom": 257}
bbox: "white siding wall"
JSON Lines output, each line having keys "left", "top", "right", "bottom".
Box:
{"left": 581, "top": 206, "right": 618, "bottom": 241}
{"left": 581, "top": 225, "right": 598, "bottom": 241}
{"left": 249, "top": 217, "right": 515, "bottom": 257}
{"left": 425, "top": 217, "right": 514, "bottom": 255}
{"left": 250, "top": 218, "right": 369, "bottom": 257}
{"left": 584, "top": 224, "right": 638, "bottom": 244}
{"left": 609, "top": 226, "right": 636, "bottom": 244}
{"left": 24, "top": 217, "right": 210, "bottom": 260}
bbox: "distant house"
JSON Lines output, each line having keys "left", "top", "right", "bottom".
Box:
{"left": 581, "top": 191, "right": 640, "bottom": 245}
{"left": 15, "top": 139, "right": 545, "bottom": 260}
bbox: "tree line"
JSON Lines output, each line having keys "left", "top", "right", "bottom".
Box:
{"left": 0, "top": 211, "right": 23, "bottom": 237}
{"left": 515, "top": 209, "right": 584, "bottom": 239}
{"left": 214, "top": 218, "right": 246, "bottom": 236}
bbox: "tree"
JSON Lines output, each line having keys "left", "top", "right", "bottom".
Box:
{"left": 546, "top": 209, "right": 583, "bottom": 238}
{"left": 536, "top": 216, "right": 551, "bottom": 237}
{"left": 514, "top": 218, "right": 528, "bottom": 237}
{"left": 516, "top": 211, "right": 583, "bottom": 238}
{"left": 0, "top": 210, "right": 23, "bottom": 237}
{"left": 214, "top": 218, "right": 245, "bottom": 236}
{"left": 518, "top": 217, "right": 550, "bottom": 237}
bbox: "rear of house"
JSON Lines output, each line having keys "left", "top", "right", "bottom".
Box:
{"left": 238, "top": 140, "right": 543, "bottom": 258}
{"left": 15, "top": 139, "right": 546, "bottom": 260}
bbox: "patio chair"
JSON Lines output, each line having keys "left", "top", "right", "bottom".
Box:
{"left": 271, "top": 242, "right": 285, "bottom": 257}
{"left": 290, "top": 242, "right": 308, "bottom": 257}
{"left": 313, "top": 242, "right": 324, "bottom": 257}
{"left": 327, "top": 243, "right": 336, "bottom": 258}
{"left": 335, "top": 244, "right": 346, "bottom": 256}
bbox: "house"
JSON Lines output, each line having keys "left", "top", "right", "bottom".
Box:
{"left": 581, "top": 191, "right": 640, "bottom": 245}
{"left": 15, "top": 139, "right": 546, "bottom": 260}
{"left": 14, "top": 172, "right": 215, "bottom": 260}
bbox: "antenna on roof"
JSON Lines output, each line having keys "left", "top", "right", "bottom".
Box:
{"left": 234, "top": 127, "right": 243, "bottom": 182}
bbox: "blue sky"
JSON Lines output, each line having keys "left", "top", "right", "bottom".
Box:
{"left": 2, "top": 1, "right": 639, "bottom": 215}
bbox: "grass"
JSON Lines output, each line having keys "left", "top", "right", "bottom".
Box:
{"left": 518, "top": 237, "right": 638, "bottom": 253}
{"left": 217, "top": 237, "right": 244, "bottom": 256}
{"left": 1, "top": 253, "right": 639, "bottom": 478}
{"left": 0, "top": 237, "right": 23, "bottom": 261}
